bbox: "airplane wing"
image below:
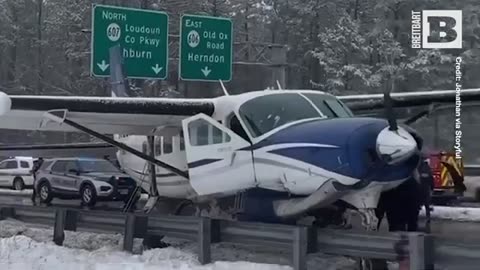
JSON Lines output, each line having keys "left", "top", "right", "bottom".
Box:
{"left": 338, "top": 88, "right": 480, "bottom": 112}
{"left": 0, "top": 95, "right": 214, "bottom": 135}
{"left": 0, "top": 142, "right": 115, "bottom": 158}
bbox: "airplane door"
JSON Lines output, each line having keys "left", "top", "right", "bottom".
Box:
{"left": 182, "top": 114, "right": 255, "bottom": 196}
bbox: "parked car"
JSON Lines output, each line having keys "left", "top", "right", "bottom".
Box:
{"left": 34, "top": 157, "right": 138, "bottom": 207}
{"left": 0, "top": 157, "right": 34, "bottom": 190}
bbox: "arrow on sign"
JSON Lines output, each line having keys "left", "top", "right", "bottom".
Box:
{"left": 97, "top": 60, "right": 110, "bottom": 72}
{"left": 201, "top": 66, "right": 211, "bottom": 77}
{"left": 152, "top": 64, "right": 163, "bottom": 75}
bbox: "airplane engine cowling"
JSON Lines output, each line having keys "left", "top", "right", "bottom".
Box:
{"left": 376, "top": 126, "right": 418, "bottom": 165}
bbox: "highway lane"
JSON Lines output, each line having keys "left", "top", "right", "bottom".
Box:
{"left": 0, "top": 188, "right": 146, "bottom": 212}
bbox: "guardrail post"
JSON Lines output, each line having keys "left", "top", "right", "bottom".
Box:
{"left": 307, "top": 225, "right": 317, "bottom": 253}
{"left": 124, "top": 213, "right": 137, "bottom": 253}
{"left": 211, "top": 219, "right": 221, "bottom": 244}
{"left": 53, "top": 209, "right": 66, "bottom": 246}
{"left": 408, "top": 233, "right": 434, "bottom": 270}
{"left": 0, "top": 207, "right": 15, "bottom": 220}
{"left": 123, "top": 214, "right": 148, "bottom": 253}
{"left": 64, "top": 210, "right": 78, "bottom": 232}
{"left": 198, "top": 217, "right": 211, "bottom": 265}
{"left": 293, "top": 226, "right": 308, "bottom": 270}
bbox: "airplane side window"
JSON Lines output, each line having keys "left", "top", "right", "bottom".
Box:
{"left": 142, "top": 141, "right": 147, "bottom": 154}
{"left": 155, "top": 137, "right": 162, "bottom": 156}
{"left": 212, "top": 125, "right": 223, "bottom": 144}
{"left": 196, "top": 124, "right": 209, "bottom": 146}
{"left": 164, "top": 136, "right": 173, "bottom": 154}
{"left": 188, "top": 119, "right": 231, "bottom": 146}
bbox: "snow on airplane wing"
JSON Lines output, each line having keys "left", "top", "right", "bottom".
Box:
{"left": 0, "top": 95, "right": 215, "bottom": 135}
{"left": 0, "top": 142, "right": 115, "bottom": 158}
{"left": 339, "top": 88, "right": 480, "bottom": 112}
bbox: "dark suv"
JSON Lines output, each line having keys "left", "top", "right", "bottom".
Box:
{"left": 34, "top": 157, "right": 138, "bottom": 207}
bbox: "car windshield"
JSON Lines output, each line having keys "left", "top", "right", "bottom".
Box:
{"left": 78, "top": 160, "right": 120, "bottom": 173}
{"left": 238, "top": 93, "right": 323, "bottom": 137}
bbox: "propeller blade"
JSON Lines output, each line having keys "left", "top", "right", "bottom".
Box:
{"left": 384, "top": 78, "right": 398, "bottom": 131}
{"left": 403, "top": 110, "right": 429, "bottom": 125}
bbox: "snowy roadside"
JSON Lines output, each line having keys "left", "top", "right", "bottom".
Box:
{"left": 420, "top": 206, "right": 480, "bottom": 222}
{"left": 0, "top": 219, "right": 356, "bottom": 270}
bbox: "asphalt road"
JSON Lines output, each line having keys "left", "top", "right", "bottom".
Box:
{"left": 0, "top": 188, "right": 145, "bottom": 212}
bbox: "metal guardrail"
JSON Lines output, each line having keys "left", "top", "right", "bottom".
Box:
{"left": 1, "top": 204, "right": 480, "bottom": 270}
{"left": 465, "top": 165, "right": 480, "bottom": 176}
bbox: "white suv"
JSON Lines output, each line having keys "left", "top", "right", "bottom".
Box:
{"left": 0, "top": 157, "right": 34, "bottom": 190}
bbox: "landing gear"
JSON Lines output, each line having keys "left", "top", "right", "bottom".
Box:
{"left": 358, "top": 208, "right": 378, "bottom": 231}
{"left": 357, "top": 208, "right": 383, "bottom": 270}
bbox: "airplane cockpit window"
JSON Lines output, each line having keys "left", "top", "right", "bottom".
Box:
{"left": 303, "top": 93, "right": 354, "bottom": 118}
{"left": 238, "top": 93, "right": 322, "bottom": 137}
{"left": 188, "top": 119, "right": 231, "bottom": 146}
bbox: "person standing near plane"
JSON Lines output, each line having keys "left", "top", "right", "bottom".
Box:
{"left": 30, "top": 157, "right": 44, "bottom": 205}
{"left": 416, "top": 157, "right": 434, "bottom": 233}
{"left": 376, "top": 156, "right": 433, "bottom": 232}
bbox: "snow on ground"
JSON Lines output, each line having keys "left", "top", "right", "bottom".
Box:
{"left": 0, "top": 219, "right": 356, "bottom": 270}
{"left": 420, "top": 206, "right": 480, "bottom": 222}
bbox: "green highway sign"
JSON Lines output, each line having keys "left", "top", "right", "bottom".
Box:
{"left": 179, "top": 14, "right": 233, "bottom": 82}
{"left": 91, "top": 4, "right": 169, "bottom": 79}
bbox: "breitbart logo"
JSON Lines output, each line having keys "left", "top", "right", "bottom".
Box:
{"left": 411, "top": 10, "right": 462, "bottom": 49}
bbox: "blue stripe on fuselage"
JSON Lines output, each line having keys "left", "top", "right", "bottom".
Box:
{"left": 188, "top": 158, "right": 223, "bottom": 168}
{"left": 250, "top": 118, "right": 418, "bottom": 182}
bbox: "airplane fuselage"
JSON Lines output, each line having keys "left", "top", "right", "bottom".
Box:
{"left": 115, "top": 90, "right": 421, "bottom": 218}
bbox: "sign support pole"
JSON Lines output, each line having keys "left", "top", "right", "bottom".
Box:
{"left": 109, "top": 45, "right": 131, "bottom": 97}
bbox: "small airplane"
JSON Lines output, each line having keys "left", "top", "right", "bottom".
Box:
{"left": 0, "top": 86, "right": 479, "bottom": 231}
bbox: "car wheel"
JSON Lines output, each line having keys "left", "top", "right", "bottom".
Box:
{"left": 80, "top": 184, "right": 97, "bottom": 207}
{"left": 38, "top": 181, "right": 53, "bottom": 204}
{"left": 12, "top": 177, "right": 24, "bottom": 191}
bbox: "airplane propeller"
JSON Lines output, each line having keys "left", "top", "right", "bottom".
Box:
{"left": 383, "top": 78, "right": 398, "bottom": 131}
{"left": 376, "top": 78, "right": 418, "bottom": 165}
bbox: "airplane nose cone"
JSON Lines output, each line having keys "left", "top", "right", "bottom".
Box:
{"left": 376, "top": 126, "right": 418, "bottom": 165}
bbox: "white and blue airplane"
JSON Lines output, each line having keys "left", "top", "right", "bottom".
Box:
{"left": 0, "top": 88, "right": 478, "bottom": 229}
